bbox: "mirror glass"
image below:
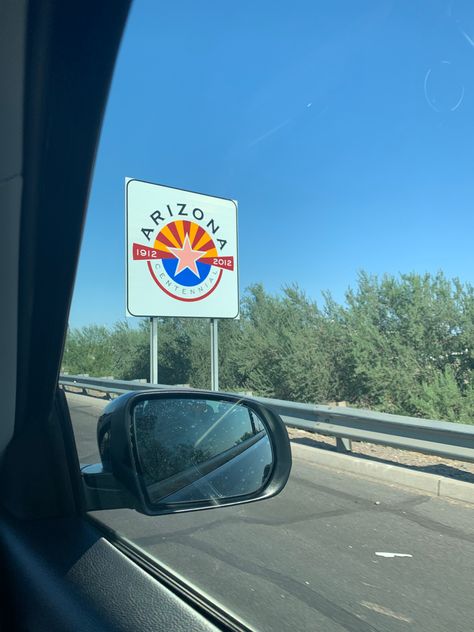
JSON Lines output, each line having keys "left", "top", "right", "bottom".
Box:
{"left": 132, "top": 397, "right": 273, "bottom": 506}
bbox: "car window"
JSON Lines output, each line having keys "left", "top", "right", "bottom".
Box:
{"left": 64, "top": 1, "right": 474, "bottom": 630}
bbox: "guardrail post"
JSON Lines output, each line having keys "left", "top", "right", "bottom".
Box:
{"left": 336, "top": 437, "right": 352, "bottom": 453}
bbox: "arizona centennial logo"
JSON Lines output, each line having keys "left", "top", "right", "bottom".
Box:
{"left": 132, "top": 202, "right": 234, "bottom": 302}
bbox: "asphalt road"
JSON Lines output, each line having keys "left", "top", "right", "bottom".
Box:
{"left": 67, "top": 392, "right": 474, "bottom": 632}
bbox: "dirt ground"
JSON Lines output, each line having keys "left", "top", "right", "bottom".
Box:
{"left": 287, "top": 427, "right": 474, "bottom": 484}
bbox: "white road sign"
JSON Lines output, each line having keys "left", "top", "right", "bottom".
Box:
{"left": 126, "top": 179, "right": 239, "bottom": 318}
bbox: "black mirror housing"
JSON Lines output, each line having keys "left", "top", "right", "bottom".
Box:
{"left": 82, "top": 389, "right": 292, "bottom": 516}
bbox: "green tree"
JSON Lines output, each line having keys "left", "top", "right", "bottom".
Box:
{"left": 109, "top": 320, "right": 149, "bottom": 380}
{"left": 62, "top": 325, "right": 113, "bottom": 377}
{"left": 336, "top": 271, "right": 474, "bottom": 416}
{"left": 62, "top": 272, "right": 474, "bottom": 424}
{"left": 411, "top": 366, "right": 474, "bottom": 424}
{"left": 229, "top": 284, "right": 332, "bottom": 401}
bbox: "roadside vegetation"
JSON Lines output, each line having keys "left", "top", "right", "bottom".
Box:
{"left": 62, "top": 271, "right": 474, "bottom": 423}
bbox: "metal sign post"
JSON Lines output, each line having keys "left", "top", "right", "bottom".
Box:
{"left": 150, "top": 317, "right": 159, "bottom": 384}
{"left": 210, "top": 318, "right": 219, "bottom": 391}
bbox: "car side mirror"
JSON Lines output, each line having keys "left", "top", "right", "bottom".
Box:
{"left": 82, "top": 390, "right": 292, "bottom": 515}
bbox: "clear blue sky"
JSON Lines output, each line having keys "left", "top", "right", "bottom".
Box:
{"left": 70, "top": 0, "right": 474, "bottom": 327}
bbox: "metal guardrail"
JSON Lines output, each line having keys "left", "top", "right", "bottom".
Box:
{"left": 59, "top": 374, "right": 173, "bottom": 396}
{"left": 59, "top": 375, "right": 474, "bottom": 463}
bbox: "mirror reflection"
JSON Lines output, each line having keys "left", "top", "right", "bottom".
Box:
{"left": 132, "top": 397, "right": 273, "bottom": 505}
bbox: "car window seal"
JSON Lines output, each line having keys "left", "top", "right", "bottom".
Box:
{"left": 86, "top": 513, "right": 254, "bottom": 632}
